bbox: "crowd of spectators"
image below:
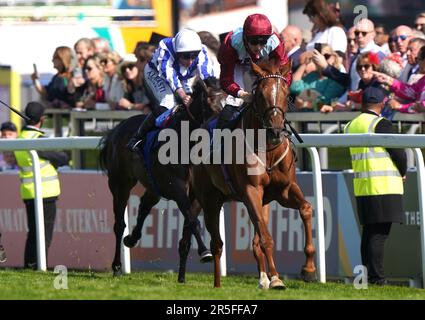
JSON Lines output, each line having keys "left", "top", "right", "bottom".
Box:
{"left": 31, "top": 33, "right": 167, "bottom": 113}
{"left": 281, "top": 0, "right": 425, "bottom": 116}
{"left": 29, "top": 0, "right": 425, "bottom": 119}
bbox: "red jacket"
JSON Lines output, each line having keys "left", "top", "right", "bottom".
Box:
{"left": 218, "top": 29, "right": 292, "bottom": 97}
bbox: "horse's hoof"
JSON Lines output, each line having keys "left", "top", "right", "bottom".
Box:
{"left": 123, "top": 235, "right": 135, "bottom": 248}
{"left": 258, "top": 272, "right": 270, "bottom": 289}
{"left": 258, "top": 281, "right": 270, "bottom": 289}
{"left": 199, "top": 250, "right": 213, "bottom": 263}
{"left": 269, "top": 276, "right": 286, "bottom": 290}
{"left": 178, "top": 276, "right": 186, "bottom": 283}
{"left": 112, "top": 266, "right": 123, "bottom": 277}
{"left": 301, "top": 269, "right": 317, "bottom": 282}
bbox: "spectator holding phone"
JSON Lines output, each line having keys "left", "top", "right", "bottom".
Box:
{"left": 31, "top": 46, "right": 75, "bottom": 109}
{"left": 303, "top": 0, "right": 347, "bottom": 57}
{"left": 291, "top": 44, "right": 345, "bottom": 111}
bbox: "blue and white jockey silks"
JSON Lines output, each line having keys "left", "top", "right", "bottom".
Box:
{"left": 144, "top": 37, "right": 215, "bottom": 110}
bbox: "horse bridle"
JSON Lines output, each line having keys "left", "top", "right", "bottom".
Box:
{"left": 251, "top": 74, "right": 288, "bottom": 131}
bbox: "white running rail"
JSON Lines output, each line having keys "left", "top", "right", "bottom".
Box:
{"left": 0, "top": 134, "right": 424, "bottom": 287}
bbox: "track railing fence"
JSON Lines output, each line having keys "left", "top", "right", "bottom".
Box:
{"left": 0, "top": 134, "right": 424, "bottom": 287}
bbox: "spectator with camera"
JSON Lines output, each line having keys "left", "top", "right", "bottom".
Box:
{"left": 290, "top": 43, "right": 345, "bottom": 111}
{"left": 31, "top": 46, "right": 76, "bottom": 109}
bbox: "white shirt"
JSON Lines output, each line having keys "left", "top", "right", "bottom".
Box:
{"left": 306, "top": 26, "right": 347, "bottom": 54}
{"left": 288, "top": 45, "right": 301, "bottom": 57}
{"left": 380, "top": 43, "right": 391, "bottom": 56}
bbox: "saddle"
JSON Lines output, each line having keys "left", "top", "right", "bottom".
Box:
{"left": 215, "top": 104, "right": 247, "bottom": 130}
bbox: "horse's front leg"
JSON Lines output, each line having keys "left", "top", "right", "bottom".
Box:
{"left": 110, "top": 187, "right": 131, "bottom": 277}
{"left": 252, "top": 204, "right": 270, "bottom": 289}
{"left": 123, "top": 190, "right": 160, "bottom": 248}
{"left": 244, "top": 186, "right": 286, "bottom": 289}
{"left": 178, "top": 219, "right": 192, "bottom": 283}
{"left": 278, "top": 182, "right": 317, "bottom": 282}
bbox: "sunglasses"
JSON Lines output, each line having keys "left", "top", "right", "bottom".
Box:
{"left": 247, "top": 36, "right": 269, "bottom": 46}
{"left": 391, "top": 35, "right": 409, "bottom": 42}
{"left": 356, "top": 64, "right": 371, "bottom": 71}
{"left": 178, "top": 51, "right": 200, "bottom": 60}
{"left": 323, "top": 53, "right": 332, "bottom": 60}
{"left": 84, "top": 66, "right": 93, "bottom": 72}
{"left": 121, "top": 64, "right": 136, "bottom": 72}
{"left": 415, "top": 23, "right": 425, "bottom": 29}
{"left": 354, "top": 30, "right": 372, "bottom": 37}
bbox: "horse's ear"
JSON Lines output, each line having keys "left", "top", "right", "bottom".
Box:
{"left": 280, "top": 60, "right": 292, "bottom": 76}
{"left": 251, "top": 61, "right": 266, "bottom": 77}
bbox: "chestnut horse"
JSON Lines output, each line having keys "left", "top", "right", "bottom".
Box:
{"left": 191, "top": 60, "right": 317, "bottom": 289}
{"left": 99, "top": 78, "right": 223, "bottom": 281}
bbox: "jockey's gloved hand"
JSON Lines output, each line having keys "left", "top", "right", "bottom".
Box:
{"left": 176, "top": 88, "right": 192, "bottom": 107}
{"left": 238, "top": 90, "right": 252, "bottom": 103}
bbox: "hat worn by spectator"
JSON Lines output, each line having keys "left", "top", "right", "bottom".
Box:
{"left": 25, "top": 102, "right": 45, "bottom": 123}
{"left": 119, "top": 53, "right": 138, "bottom": 75}
{"left": 362, "top": 83, "right": 387, "bottom": 105}
{"left": 0, "top": 121, "right": 17, "bottom": 132}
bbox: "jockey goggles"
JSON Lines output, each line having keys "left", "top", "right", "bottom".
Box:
{"left": 247, "top": 35, "right": 270, "bottom": 46}
{"left": 178, "top": 51, "right": 200, "bottom": 60}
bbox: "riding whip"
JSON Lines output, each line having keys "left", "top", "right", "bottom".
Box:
{"left": 0, "top": 99, "right": 30, "bottom": 122}
{"left": 285, "top": 120, "right": 304, "bottom": 143}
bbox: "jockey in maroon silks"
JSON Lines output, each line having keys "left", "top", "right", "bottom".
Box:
{"left": 216, "top": 13, "right": 292, "bottom": 127}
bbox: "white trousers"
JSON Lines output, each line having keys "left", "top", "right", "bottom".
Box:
{"left": 225, "top": 64, "right": 256, "bottom": 107}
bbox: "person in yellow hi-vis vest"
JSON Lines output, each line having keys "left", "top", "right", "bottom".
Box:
{"left": 344, "top": 83, "right": 407, "bottom": 286}
{"left": 14, "top": 102, "right": 69, "bottom": 269}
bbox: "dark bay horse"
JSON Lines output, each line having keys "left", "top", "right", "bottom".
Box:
{"left": 191, "top": 60, "right": 317, "bottom": 289}
{"left": 99, "top": 78, "right": 223, "bottom": 280}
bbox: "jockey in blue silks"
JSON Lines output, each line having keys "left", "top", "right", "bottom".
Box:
{"left": 127, "top": 28, "right": 216, "bottom": 151}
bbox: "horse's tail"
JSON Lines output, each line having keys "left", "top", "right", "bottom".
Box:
{"left": 98, "top": 127, "right": 114, "bottom": 175}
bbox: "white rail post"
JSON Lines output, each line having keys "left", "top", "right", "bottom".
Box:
{"left": 30, "top": 150, "right": 47, "bottom": 271}
{"left": 413, "top": 148, "right": 425, "bottom": 289}
{"left": 219, "top": 206, "right": 227, "bottom": 277}
{"left": 121, "top": 206, "right": 131, "bottom": 274}
{"left": 307, "top": 147, "right": 326, "bottom": 283}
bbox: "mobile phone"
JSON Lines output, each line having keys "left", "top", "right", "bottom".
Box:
{"left": 73, "top": 67, "right": 83, "bottom": 78}
{"left": 314, "top": 43, "right": 322, "bottom": 52}
{"left": 33, "top": 63, "right": 38, "bottom": 75}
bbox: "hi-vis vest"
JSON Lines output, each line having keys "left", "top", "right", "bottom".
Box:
{"left": 14, "top": 129, "right": 60, "bottom": 200}
{"left": 344, "top": 113, "right": 403, "bottom": 196}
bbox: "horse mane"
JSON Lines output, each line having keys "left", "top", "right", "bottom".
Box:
{"left": 256, "top": 58, "right": 291, "bottom": 76}
{"left": 191, "top": 76, "right": 224, "bottom": 116}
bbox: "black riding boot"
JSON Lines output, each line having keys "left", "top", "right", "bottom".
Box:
{"left": 127, "top": 112, "right": 157, "bottom": 152}
{"left": 216, "top": 104, "right": 240, "bottom": 129}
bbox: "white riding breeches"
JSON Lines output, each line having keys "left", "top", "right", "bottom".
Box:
{"left": 225, "top": 64, "right": 256, "bottom": 107}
